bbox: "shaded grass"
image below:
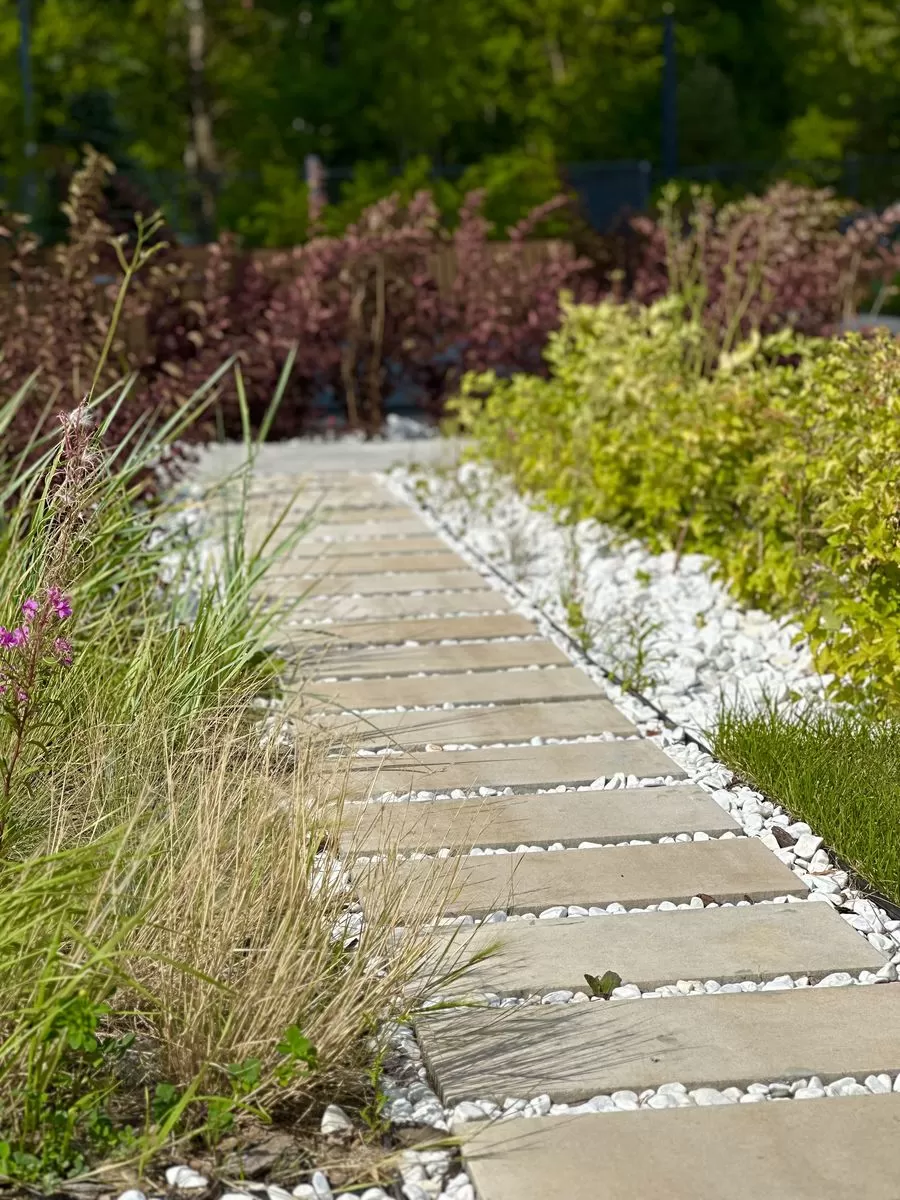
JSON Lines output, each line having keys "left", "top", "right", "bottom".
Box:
{"left": 712, "top": 698, "right": 900, "bottom": 904}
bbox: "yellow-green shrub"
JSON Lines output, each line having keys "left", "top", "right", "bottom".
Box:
{"left": 449, "top": 298, "right": 900, "bottom": 711}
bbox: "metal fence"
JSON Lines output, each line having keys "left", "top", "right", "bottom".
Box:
{"left": 4, "top": 153, "right": 900, "bottom": 245}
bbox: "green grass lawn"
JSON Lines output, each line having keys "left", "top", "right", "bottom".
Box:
{"left": 712, "top": 700, "right": 900, "bottom": 905}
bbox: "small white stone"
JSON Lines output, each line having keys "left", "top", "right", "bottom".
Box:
{"left": 539, "top": 906, "right": 567, "bottom": 919}
{"left": 817, "top": 972, "right": 853, "bottom": 987}
{"left": 824, "top": 1077, "right": 863, "bottom": 1097}
{"left": 646, "top": 1092, "right": 676, "bottom": 1109}
{"left": 452, "top": 1100, "right": 488, "bottom": 1123}
{"left": 793, "top": 833, "right": 823, "bottom": 859}
{"left": 541, "top": 989, "right": 574, "bottom": 1004}
{"left": 807, "top": 849, "right": 831, "bottom": 873}
{"left": 657, "top": 1082, "right": 688, "bottom": 1096}
{"left": 311, "top": 1170, "right": 333, "bottom": 1199}
{"left": 165, "top": 1167, "right": 208, "bottom": 1190}
{"left": 400, "top": 1185, "right": 429, "bottom": 1200}
{"left": 865, "top": 1074, "right": 893, "bottom": 1094}
{"left": 691, "top": 1088, "right": 731, "bottom": 1106}
{"left": 611, "top": 984, "right": 642, "bottom": 1000}
{"left": 320, "top": 1103, "right": 353, "bottom": 1134}
{"left": 792, "top": 1086, "right": 825, "bottom": 1100}
{"left": 868, "top": 932, "right": 895, "bottom": 954}
{"left": 116, "top": 1192, "right": 148, "bottom": 1200}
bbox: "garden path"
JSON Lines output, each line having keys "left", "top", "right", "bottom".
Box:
{"left": 218, "top": 443, "right": 900, "bottom": 1200}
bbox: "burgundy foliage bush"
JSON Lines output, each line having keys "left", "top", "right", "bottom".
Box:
{"left": 1, "top": 152, "right": 591, "bottom": 454}
{"left": 630, "top": 182, "right": 900, "bottom": 343}
{"left": 3, "top": 153, "right": 898, "bottom": 466}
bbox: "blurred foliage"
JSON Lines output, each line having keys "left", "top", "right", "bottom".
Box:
{"left": 1, "top": 0, "right": 899, "bottom": 244}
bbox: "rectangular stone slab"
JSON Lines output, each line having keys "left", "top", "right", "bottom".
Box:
{"left": 432, "top": 901, "right": 885, "bottom": 997}
{"left": 418, "top": 983, "right": 900, "bottom": 1104}
{"left": 345, "top": 741, "right": 683, "bottom": 797}
{"left": 322, "top": 698, "right": 633, "bottom": 747}
{"left": 300, "top": 518, "right": 432, "bottom": 539}
{"left": 343, "top": 786, "right": 738, "bottom": 853}
{"left": 461, "top": 1096, "right": 900, "bottom": 1200}
{"left": 277, "top": 569, "right": 487, "bottom": 596}
{"left": 277, "top": 613, "right": 539, "bottom": 648}
{"left": 245, "top": 506, "right": 422, "bottom": 530}
{"left": 278, "top": 552, "right": 466, "bottom": 576}
{"left": 288, "top": 536, "right": 449, "bottom": 558}
{"left": 314, "top": 641, "right": 569, "bottom": 679}
{"left": 358, "top": 837, "right": 805, "bottom": 918}
{"left": 287, "top": 591, "right": 512, "bottom": 623}
{"left": 310, "top": 666, "right": 602, "bottom": 710}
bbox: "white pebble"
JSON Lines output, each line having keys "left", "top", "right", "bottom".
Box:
{"left": 691, "top": 1088, "right": 732, "bottom": 1106}
{"left": 320, "top": 1103, "right": 353, "bottom": 1134}
{"left": 165, "top": 1167, "right": 208, "bottom": 1190}
{"left": 793, "top": 833, "right": 823, "bottom": 859}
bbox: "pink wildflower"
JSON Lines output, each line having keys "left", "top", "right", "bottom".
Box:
{"left": 16, "top": 689, "right": 27, "bottom": 704}
{"left": 21, "top": 598, "right": 39, "bottom": 620}
{"left": 48, "top": 588, "right": 73, "bottom": 621}
{"left": 0, "top": 628, "right": 13, "bottom": 649}
{"left": 53, "top": 637, "right": 73, "bottom": 667}
{"left": 0, "top": 627, "right": 28, "bottom": 648}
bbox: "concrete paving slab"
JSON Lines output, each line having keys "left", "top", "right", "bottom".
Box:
{"left": 301, "top": 518, "right": 433, "bottom": 539}
{"left": 309, "top": 665, "right": 602, "bottom": 710}
{"left": 314, "top": 640, "right": 569, "bottom": 679}
{"left": 345, "top": 741, "right": 683, "bottom": 797}
{"left": 431, "top": 902, "right": 885, "bottom": 997}
{"left": 358, "top": 837, "right": 804, "bottom": 918}
{"left": 287, "top": 536, "right": 449, "bottom": 557}
{"left": 243, "top": 506, "right": 421, "bottom": 528}
{"left": 343, "top": 786, "right": 737, "bottom": 853}
{"left": 285, "top": 552, "right": 467, "bottom": 576}
{"left": 418, "top": 983, "right": 900, "bottom": 1104}
{"left": 320, "top": 698, "right": 632, "bottom": 747}
{"left": 275, "top": 569, "right": 487, "bottom": 596}
{"left": 276, "top": 613, "right": 539, "bottom": 648}
{"left": 189, "top": 437, "right": 463, "bottom": 481}
{"left": 288, "top": 591, "right": 512, "bottom": 623}
{"left": 461, "top": 1096, "right": 900, "bottom": 1200}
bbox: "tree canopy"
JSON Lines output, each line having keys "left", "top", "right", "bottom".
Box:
{"left": 1, "top": 0, "right": 898, "bottom": 239}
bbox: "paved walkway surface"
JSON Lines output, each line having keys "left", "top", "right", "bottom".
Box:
{"left": 210, "top": 449, "right": 900, "bottom": 1199}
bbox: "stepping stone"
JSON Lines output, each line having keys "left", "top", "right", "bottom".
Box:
{"left": 417, "top": 982, "right": 900, "bottom": 1104}
{"left": 358, "top": 837, "right": 804, "bottom": 918}
{"left": 460, "top": 1095, "right": 900, "bottom": 1200}
{"left": 274, "top": 569, "right": 487, "bottom": 596}
{"left": 429, "top": 901, "right": 885, "bottom": 997}
{"left": 287, "top": 536, "right": 449, "bottom": 557}
{"left": 345, "top": 741, "right": 683, "bottom": 797}
{"left": 292, "top": 591, "right": 512, "bottom": 623}
{"left": 343, "top": 786, "right": 737, "bottom": 853}
{"left": 278, "top": 613, "right": 539, "bottom": 648}
{"left": 313, "top": 640, "right": 569, "bottom": 679}
{"left": 321, "top": 697, "right": 634, "bottom": 747}
{"left": 245, "top": 507, "right": 423, "bottom": 531}
{"left": 300, "top": 518, "right": 432, "bottom": 539}
{"left": 285, "top": 552, "right": 467, "bottom": 576}
{"left": 311, "top": 665, "right": 602, "bottom": 710}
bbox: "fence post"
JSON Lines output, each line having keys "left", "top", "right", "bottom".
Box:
{"left": 17, "top": 0, "right": 36, "bottom": 216}
{"left": 661, "top": 9, "right": 678, "bottom": 180}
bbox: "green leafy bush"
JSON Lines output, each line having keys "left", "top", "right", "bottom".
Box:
{"left": 449, "top": 297, "right": 900, "bottom": 711}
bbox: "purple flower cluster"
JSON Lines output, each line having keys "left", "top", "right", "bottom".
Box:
{"left": 0, "top": 587, "right": 75, "bottom": 700}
